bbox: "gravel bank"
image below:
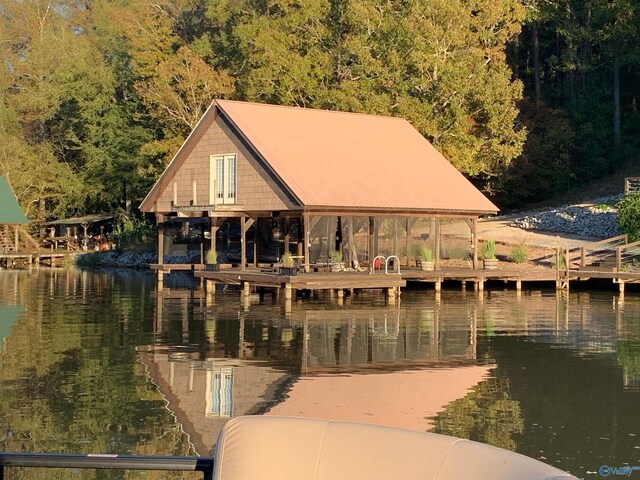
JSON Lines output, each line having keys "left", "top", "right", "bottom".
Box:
{"left": 507, "top": 195, "right": 622, "bottom": 239}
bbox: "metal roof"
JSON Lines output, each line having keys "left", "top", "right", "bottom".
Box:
{"left": 217, "top": 100, "right": 498, "bottom": 214}
{"left": 0, "top": 177, "right": 28, "bottom": 224}
{"left": 141, "top": 100, "right": 499, "bottom": 215}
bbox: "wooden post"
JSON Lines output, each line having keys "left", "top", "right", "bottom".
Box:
{"left": 434, "top": 218, "right": 441, "bottom": 269}
{"left": 368, "top": 217, "right": 375, "bottom": 264}
{"left": 157, "top": 222, "right": 165, "bottom": 266}
{"left": 206, "top": 279, "right": 215, "bottom": 297}
{"left": 565, "top": 246, "right": 570, "bottom": 292}
{"left": 283, "top": 284, "right": 292, "bottom": 301}
{"left": 210, "top": 217, "right": 219, "bottom": 253}
{"left": 304, "top": 212, "right": 311, "bottom": 272}
{"left": 14, "top": 225, "right": 19, "bottom": 252}
{"left": 386, "top": 287, "right": 396, "bottom": 305}
{"left": 240, "top": 216, "right": 246, "bottom": 270}
{"left": 471, "top": 218, "right": 478, "bottom": 269}
{"left": 284, "top": 217, "right": 290, "bottom": 257}
{"left": 373, "top": 218, "right": 379, "bottom": 259}
{"left": 392, "top": 217, "right": 398, "bottom": 258}
{"left": 242, "top": 281, "right": 250, "bottom": 297}
{"left": 435, "top": 279, "right": 442, "bottom": 292}
{"left": 254, "top": 227, "right": 259, "bottom": 267}
{"left": 405, "top": 218, "right": 412, "bottom": 267}
{"left": 199, "top": 223, "right": 205, "bottom": 265}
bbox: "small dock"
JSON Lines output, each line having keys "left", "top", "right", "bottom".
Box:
{"left": 151, "top": 262, "right": 639, "bottom": 309}
{"left": 151, "top": 238, "right": 640, "bottom": 306}
{"left": 192, "top": 268, "right": 406, "bottom": 304}
{"left": 0, "top": 252, "right": 73, "bottom": 268}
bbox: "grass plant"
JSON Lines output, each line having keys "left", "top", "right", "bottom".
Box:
{"left": 509, "top": 243, "right": 528, "bottom": 264}
{"left": 481, "top": 240, "right": 496, "bottom": 260}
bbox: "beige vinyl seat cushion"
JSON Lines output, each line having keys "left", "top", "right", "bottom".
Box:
{"left": 213, "top": 416, "right": 578, "bottom": 480}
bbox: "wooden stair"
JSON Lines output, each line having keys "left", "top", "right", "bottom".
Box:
{"left": 0, "top": 225, "right": 42, "bottom": 253}
{"left": 0, "top": 225, "right": 16, "bottom": 252}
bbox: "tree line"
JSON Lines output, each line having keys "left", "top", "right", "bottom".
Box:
{"left": 1, "top": 0, "right": 638, "bottom": 224}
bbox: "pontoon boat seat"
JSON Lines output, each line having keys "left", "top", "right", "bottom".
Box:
{"left": 213, "top": 416, "right": 578, "bottom": 480}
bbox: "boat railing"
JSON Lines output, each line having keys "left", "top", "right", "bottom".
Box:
{"left": 0, "top": 452, "right": 214, "bottom": 480}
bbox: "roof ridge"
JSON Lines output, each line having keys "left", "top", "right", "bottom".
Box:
{"left": 216, "top": 99, "right": 408, "bottom": 122}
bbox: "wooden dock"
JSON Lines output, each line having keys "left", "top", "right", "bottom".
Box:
{"left": 152, "top": 261, "right": 640, "bottom": 300}
{"left": 0, "top": 252, "right": 73, "bottom": 268}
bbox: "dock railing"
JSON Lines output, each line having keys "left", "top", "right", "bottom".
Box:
{"left": 624, "top": 177, "right": 640, "bottom": 195}
{"left": 0, "top": 452, "right": 214, "bottom": 480}
{"left": 616, "top": 240, "right": 640, "bottom": 272}
{"left": 578, "top": 234, "right": 628, "bottom": 268}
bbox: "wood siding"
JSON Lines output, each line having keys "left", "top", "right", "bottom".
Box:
{"left": 154, "top": 113, "right": 295, "bottom": 213}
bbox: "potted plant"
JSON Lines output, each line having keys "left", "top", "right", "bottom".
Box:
{"left": 328, "top": 249, "right": 344, "bottom": 272}
{"left": 205, "top": 248, "right": 219, "bottom": 271}
{"left": 279, "top": 252, "right": 297, "bottom": 276}
{"left": 415, "top": 244, "right": 434, "bottom": 271}
{"left": 482, "top": 240, "right": 498, "bottom": 270}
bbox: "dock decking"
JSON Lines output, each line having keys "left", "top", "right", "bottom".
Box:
{"left": 149, "top": 262, "right": 640, "bottom": 300}
{"left": 0, "top": 252, "right": 73, "bottom": 268}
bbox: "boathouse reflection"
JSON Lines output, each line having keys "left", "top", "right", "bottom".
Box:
{"left": 141, "top": 290, "right": 489, "bottom": 454}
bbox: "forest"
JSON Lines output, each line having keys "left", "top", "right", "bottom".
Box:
{"left": 1, "top": 0, "right": 638, "bottom": 224}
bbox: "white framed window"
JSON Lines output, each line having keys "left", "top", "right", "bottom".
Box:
{"left": 210, "top": 154, "right": 237, "bottom": 205}
{"left": 205, "top": 366, "right": 234, "bottom": 417}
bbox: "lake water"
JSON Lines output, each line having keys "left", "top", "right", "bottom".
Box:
{"left": 1, "top": 269, "right": 640, "bottom": 479}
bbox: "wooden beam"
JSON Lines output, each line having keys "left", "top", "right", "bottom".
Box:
{"left": 301, "top": 209, "right": 496, "bottom": 218}
{"left": 243, "top": 218, "right": 255, "bottom": 232}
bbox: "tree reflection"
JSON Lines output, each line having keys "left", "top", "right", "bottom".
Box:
{"left": 431, "top": 377, "right": 524, "bottom": 451}
{"left": 0, "top": 271, "right": 194, "bottom": 480}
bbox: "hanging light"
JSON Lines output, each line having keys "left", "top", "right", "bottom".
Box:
{"left": 272, "top": 221, "right": 281, "bottom": 240}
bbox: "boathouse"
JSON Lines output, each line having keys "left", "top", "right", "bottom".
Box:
{"left": 0, "top": 176, "right": 28, "bottom": 253}
{"left": 140, "top": 100, "right": 498, "bottom": 271}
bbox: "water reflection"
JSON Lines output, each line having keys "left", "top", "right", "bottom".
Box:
{"left": 1, "top": 271, "right": 640, "bottom": 479}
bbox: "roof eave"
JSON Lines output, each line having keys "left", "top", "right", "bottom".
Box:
{"left": 301, "top": 205, "right": 498, "bottom": 217}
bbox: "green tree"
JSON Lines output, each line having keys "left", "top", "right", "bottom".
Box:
{"left": 112, "top": 0, "right": 234, "bottom": 160}
{"left": 617, "top": 193, "right": 640, "bottom": 241}
{"left": 209, "top": 0, "right": 526, "bottom": 184}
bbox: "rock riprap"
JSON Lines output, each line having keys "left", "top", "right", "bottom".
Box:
{"left": 508, "top": 196, "right": 621, "bottom": 239}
